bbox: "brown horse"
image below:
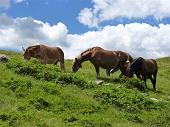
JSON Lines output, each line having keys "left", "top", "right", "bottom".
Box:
{"left": 23, "top": 44, "right": 65, "bottom": 70}
{"left": 72, "top": 47, "right": 132, "bottom": 78}
{"left": 126, "top": 57, "right": 158, "bottom": 90}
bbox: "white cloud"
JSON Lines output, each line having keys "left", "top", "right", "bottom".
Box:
{"left": 78, "top": 8, "right": 99, "bottom": 28}
{"left": 0, "top": 14, "right": 68, "bottom": 51}
{"left": 0, "top": 0, "right": 10, "bottom": 9}
{"left": 0, "top": 14, "right": 170, "bottom": 59}
{"left": 78, "top": 0, "right": 170, "bottom": 27}
{"left": 67, "top": 23, "right": 170, "bottom": 59}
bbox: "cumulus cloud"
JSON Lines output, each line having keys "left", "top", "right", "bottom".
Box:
{"left": 0, "top": 14, "right": 68, "bottom": 51}
{"left": 67, "top": 23, "right": 170, "bottom": 59}
{"left": 0, "top": 14, "right": 170, "bottom": 59}
{"left": 78, "top": 8, "right": 99, "bottom": 28}
{"left": 78, "top": 0, "right": 170, "bottom": 27}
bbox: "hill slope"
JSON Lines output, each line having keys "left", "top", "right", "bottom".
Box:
{"left": 0, "top": 50, "right": 170, "bottom": 127}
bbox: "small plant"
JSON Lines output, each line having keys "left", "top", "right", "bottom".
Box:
{"left": 29, "top": 98, "right": 50, "bottom": 110}
{"left": 124, "top": 78, "right": 145, "bottom": 91}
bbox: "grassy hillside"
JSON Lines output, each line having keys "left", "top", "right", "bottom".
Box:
{"left": 0, "top": 50, "right": 170, "bottom": 127}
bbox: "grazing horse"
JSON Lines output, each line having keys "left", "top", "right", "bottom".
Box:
{"left": 22, "top": 44, "right": 65, "bottom": 70}
{"left": 126, "top": 57, "right": 158, "bottom": 90}
{"left": 72, "top": 47, "right": 131, "bottom": 78}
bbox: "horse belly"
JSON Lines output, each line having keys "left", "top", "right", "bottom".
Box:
{"left": 45, "top": 58, "right": 58, "bottom": 64}
{"left": 99, "top": 59, "right": 118, "bottom": 69}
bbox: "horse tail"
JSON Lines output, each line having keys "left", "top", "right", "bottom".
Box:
{"left": 152, "top": 59, "right": 158, "bottom": 90}
{"left": 58, "top": 47, "right": 65, "bottom": 71}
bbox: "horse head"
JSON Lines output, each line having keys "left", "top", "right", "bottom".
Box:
{"left": 23, "top": 45, "right": 40, "bottom": 62}
{"left": 123, "top": 59, "right": 134, "bottom": 77}
{"left": 72, "top": 57, "right": 82, "bottom": 73}
{"left": 125, "top": 57, "right": 144, "bottom": 77}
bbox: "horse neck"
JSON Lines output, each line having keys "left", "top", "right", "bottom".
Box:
{"left": 79, "top": 51, "right": 92, "bottom": 63}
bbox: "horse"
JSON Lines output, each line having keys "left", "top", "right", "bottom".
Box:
{"left": 126, "top": 57, "right": 158, "bottom": 90}
{"left": 22, "top": 44, "right": 65, "bottom": 71}
{"left": 72, "top": 46, "right": 132, "bottom": 79}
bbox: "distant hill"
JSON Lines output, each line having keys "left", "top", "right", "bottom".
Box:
{"left": 0, "top": 50, "right": 170, "bottom": 127}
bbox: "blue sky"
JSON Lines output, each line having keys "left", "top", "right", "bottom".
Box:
{"left": 4, "top": 0, "right": 93, "bottom": 34}
{"left": 0, "top": 0, "right": 170, "bottom": 58}
{"left": 3, "top": 0, "right": 170, "bottom": 33}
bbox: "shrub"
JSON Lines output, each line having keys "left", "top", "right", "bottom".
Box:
{"left": 124, "top": 78, "right": 145, "bottom": 91}
{"left": 29, "top": 98, "right": 50, "bottom": 110}
{"left": 6, "top": 59, "right": 95, "bottom": 89}
{"left": 0, "top": 79, "right": 32, "bottom": 97}
{"left": 94, "top": 86, "right": 167, "bottom": 113}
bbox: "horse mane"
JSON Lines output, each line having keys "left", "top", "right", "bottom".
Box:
{"left": 131, "top": 57, "right": 144, "bottom": 68}
{"left": 26, "top": 45, "right": 39, "bottom": 50}
{"left": 75, "top": 47, "right": 97, "bottom": 60}
{"left": 80, "top": 47, "right": 97, "bottom": 56}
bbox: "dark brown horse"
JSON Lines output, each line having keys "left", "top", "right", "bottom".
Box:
{"left": 126, "top": 57, "right": 158, "bottom": 90}
{"left": 72, "top": 47, "right": 132, "bottom": 78}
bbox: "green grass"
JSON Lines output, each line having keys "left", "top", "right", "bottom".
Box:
{"left": 0, "top": 50, "right": 170, "bottom": 127}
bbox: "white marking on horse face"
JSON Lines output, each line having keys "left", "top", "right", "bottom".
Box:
{"left": 125, "top": 60, "right": 130, "bottom": 63}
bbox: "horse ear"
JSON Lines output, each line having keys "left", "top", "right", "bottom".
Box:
{"left": 22, "top": 46, "right": 25, "bottom": 52}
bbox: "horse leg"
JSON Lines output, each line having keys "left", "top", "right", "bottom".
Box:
{"left": 110, "top": 67, "right": 119, "bottom": 73}
{"left": 136, "top": 73, "right": 143, "bottom": 80}
{"left": 148, "top": 75, "right": 155, "bottom": 90}
{"left": 106, "top": 69, "right": 110, "bottom": 77}
{"left": 152, "top": 74, "right": 157, "bottom": 90}
{"left": 94, "top": 65, "right": 100, "bottom": 79}
{"left": 59, "top": 61, "right": 65, "bottom": 71}
{"left": 144, "top": 76, "right": 147, "bottom": 89}
{"left": 59, "top": 56, "right": 65, "bottom": 71}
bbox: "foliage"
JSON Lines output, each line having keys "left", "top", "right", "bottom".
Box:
{"left": 0, "top": 50, "right": 170, "bottom": 127}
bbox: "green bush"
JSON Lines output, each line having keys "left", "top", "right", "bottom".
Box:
{"left": 94, "top": 86, "right": 167, "bottom": 113}
{"left": 29, "top": 98, "right": 50, "bottom": 110}
{"left": 124, "top": 78, "right": 145, "bottom": 91}
{"left": 5, "top": 59, "right": 96, "bottom": 89}
{"left": 0, "top": 79, "right": 32, "bottom": 97}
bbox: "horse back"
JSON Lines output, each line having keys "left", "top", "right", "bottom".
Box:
{"left": 91, "top": 49, "right": 119, "bottom": 69}
{"left": 40, "top": 45, "right": 64, "bottom": 63}
{"left": 142, "top": 59, "right": 157, "bottom": 74}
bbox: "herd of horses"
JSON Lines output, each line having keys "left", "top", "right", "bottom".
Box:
{"left": 22, "top": 44, "right": 158, "bottom": 90}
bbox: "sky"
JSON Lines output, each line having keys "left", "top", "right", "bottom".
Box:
{"left": 0, "top": 0, "right": 170, "bottom": 59}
